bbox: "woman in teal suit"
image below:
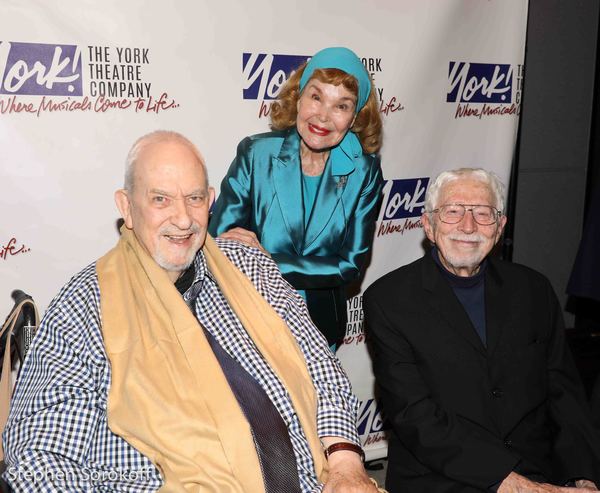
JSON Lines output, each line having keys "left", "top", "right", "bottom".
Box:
{"left": 209, "top": 47, "right": 383, "bottom": 347}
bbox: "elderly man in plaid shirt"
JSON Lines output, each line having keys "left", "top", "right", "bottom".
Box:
{"left": 2, "top": 131, "right": 378, "bottom": 493}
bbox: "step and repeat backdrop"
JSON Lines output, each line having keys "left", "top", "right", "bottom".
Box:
{"left": 1, "top": 0, "right": 527, "bottom": 459}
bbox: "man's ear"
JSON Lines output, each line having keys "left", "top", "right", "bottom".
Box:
{"left": 422, "top": 212, "right": 435, "bottom": 243}
{"left": 495, "top": 215, "right": 508, "bottom": 244}
{"left": 115, "top": 189, "right": 133, "bottom": 229}
{"left": 208, "top": 186, "right": 216, "bottom": 208}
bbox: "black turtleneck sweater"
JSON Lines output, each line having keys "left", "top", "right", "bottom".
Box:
{"left": 432, "top": 247, "right": 488, "bottom": 346}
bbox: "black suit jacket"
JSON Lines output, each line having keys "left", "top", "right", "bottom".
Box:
{"left": 363, "top": 253, "right": 600, "bottom": 492}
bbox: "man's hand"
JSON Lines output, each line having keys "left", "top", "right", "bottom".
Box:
{"left": 323, "top": 450, "right": 379, "bottom": 493}
{"left": 218, "top": 227, "right": 269, "bottom": 256}
{"left": 498, "top": 472, "right": 599, "bottom": 492}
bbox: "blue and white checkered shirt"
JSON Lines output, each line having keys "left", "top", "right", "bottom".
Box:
{"left": 3, "top": 239, "right": 359, "bottom": 492}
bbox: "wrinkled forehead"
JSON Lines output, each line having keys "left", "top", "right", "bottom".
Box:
{"left": 438, "top": 177, "right": 494, "bottom": 206}
{"left": 134, "top": 140, "right": 207, "bottom": 190}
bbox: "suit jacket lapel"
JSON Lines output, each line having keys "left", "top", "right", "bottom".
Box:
{"left": 272, "top": 131, "right": 304, "bottom": 254}
{"left": 422, "top": 254, "right": 486, "bottom": 355}
{"left": 484, "top": 259, "right": 509, "bottom": 358}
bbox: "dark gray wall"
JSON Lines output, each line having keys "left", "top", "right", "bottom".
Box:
{"left": 512, "top": 0, "right": 599, "bottom": 327}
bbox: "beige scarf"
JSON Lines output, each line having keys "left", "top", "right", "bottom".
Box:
{"left": 96, "top": 228, "right": 328, "bottom": 492}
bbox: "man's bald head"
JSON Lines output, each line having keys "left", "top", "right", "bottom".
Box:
{"left": 124, "top": 130, "right": 209, "bottom": 192}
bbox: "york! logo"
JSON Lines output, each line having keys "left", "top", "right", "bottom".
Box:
{"left": 380, "top": 177, "right": 429, "bottom": 221}
{"left": 446, "top": 62, "right": 513, "bottom": 104}
{"left": 0, "top": 41, "right": 82, "bottom": 96}
{"left": 242, "top": 53, "right": 309, "bottom": 100}
{"left": 357, "top": 399, "right": 386, "bottom": 436}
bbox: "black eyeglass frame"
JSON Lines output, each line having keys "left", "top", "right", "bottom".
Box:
{"left": 428, "top": 203, "right": 503, "bottom": 225}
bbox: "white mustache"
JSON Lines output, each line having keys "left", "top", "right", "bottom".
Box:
{"left": 160, "top": 224, "right": 201, "bottom": 236}
{"left": 447, "top": 233, "right": 486, "bottom": 243}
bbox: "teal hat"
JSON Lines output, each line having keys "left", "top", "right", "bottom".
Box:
{"left": 299, "top": 47, "right": 371, "bottom": 113}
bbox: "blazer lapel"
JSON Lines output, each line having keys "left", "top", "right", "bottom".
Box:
{"left": 303, "top": 164, "right": 345, "bottom": 249}
{"left": 272, "top": 131, "right": 304, "bottom": 254}
{"left": 303, "top": 143, "right": 357, "bottom": 249}
{"left": 421, "top": 254, "right": 486, "bottom": 355}
{"left": 484, "top": 259, "right": 509, "bottom": 358}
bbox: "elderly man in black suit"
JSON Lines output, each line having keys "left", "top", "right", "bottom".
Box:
{"left": 364, "top": 168, "right": 600, "bottom": 493}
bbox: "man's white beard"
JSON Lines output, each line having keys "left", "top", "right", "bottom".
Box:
{"left": 441, "top": 232, "right": 487, "bottom": 271}
{"left": 154, "top": 225, "right": 202, "bottom": 274}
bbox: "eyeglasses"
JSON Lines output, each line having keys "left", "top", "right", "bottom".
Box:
{"left": 429, "top": 204, "right": 502, "bottom": 225}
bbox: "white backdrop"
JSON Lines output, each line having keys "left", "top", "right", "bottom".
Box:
{"left": 0, "top": 0, "right": 528, "bottom": 460}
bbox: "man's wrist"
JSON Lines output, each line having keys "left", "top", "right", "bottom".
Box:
{"left": 323, "top": 442, "right": 365, "bottom": 462}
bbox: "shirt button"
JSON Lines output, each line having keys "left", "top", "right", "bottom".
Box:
{"left": 492, "top": 388, "right": 504, "bottom": 398}
{"left": 504, "top": 439, "right": 513, "bottom": 448}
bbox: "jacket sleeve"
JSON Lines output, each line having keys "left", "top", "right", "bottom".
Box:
{"left": 272, "top": 160, "right": 383, "bottom": 290}
{"left": 363, "top": 288, "right": 519, "bottom": 490}
{"left": 545, "top": 281, "right": 600, "bottom": 485}
{"left": 208, "top": 137, "right": 255, "bottom": 237}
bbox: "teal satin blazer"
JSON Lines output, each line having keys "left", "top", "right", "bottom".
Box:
{"left": 209, "top": 129, "right": 383, "bottom": 343}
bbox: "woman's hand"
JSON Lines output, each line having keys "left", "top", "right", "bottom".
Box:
{"left": 219, "top": 227, "right": 270, "bottom": 256}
